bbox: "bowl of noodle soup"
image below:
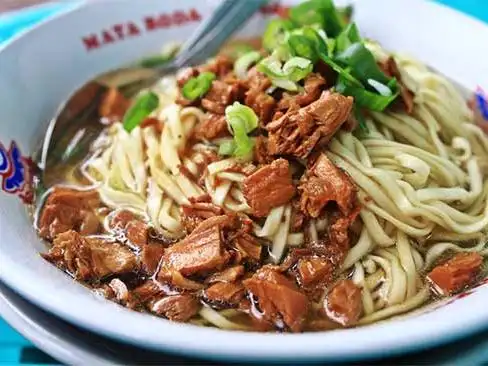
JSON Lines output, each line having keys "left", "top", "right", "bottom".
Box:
{"left": 0, "top": 0, "right": 488, "bottom": 361}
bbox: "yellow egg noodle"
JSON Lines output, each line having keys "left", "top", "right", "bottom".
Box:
{"left": 79, "top": 44, "right": 488, "bottom": 329}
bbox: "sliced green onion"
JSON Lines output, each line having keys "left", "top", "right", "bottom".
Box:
{"left": 123, "top": 91, "right": 159, "bottom": 132}
{"left": 289, "top": 0, "right": 325, "bottom": 28}
{"left": 367, "top": 79, "right": 393, "bottom": 96}
{"left": 273, "top": 79, "right": 299, "bottom": 92}
{"left": 231, "top": 122, "right": 254, "bottom": 160}
{"left": 257, "top": 57, "right": 311, "bottom": 92}
{"left": 290, "top": 0, "right": 344, "bottom": 37}
{"left": 353, "top": 105, "right": 368, "bottom": 133}
{"left": 283, "top": 57, "right": 313, "bottom": 82}
{"left": 271, "top": 44, "right": 292, "bottom": 62}
{"left": 181, "top": 72, "right": 216, "bottom": 101}
{"left": 320, "top": 54, "right": 362, "bottom": 86}
{"left": 218, "top": 140, "right": 236, "bottom": 156}
{"left": 335, "top": 22, "right": 361, "bottom": 53}
{"left": 335, "top": 42, "right": 391, "bottom": 85}
{"left": 257, "top": 57, "right": 286, "bottom": 79}
{"left": 287, "top": 34, "right": 318, "bottom": 62}
{"left": 301, "top": 27, "right": 329, "bottom": 57}
{"left": 225, "top": 102, "right": 259, "bottom": 134}
{"left": 224, "top": 102, "right": 258, "bottom": 160}
{"left": 263, "top": 19, "right": 295, "bottom": 52}
{"left": 234, "top": 51, "right": 262, "bottom": 79}
{"left": 336, "top": 75, "right": 398, "bottom": 111}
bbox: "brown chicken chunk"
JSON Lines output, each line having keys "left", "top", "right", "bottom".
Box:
{"left": 151, "top": 294, "right": 201, "bottom": 322}
{"left": 202, "top": 80, "right": 241, "bottom": 114}
{"left": 299, "top": 153, "right": 357, "bottom": 218}
{"left": 199, "top": 55, "right": 233, "bottom": 78}
{"left": 108, "top": 278, "right": 130, "bottom": 304}
{"left": 244, "top": 67, "right": 276, "bottom": 125}
{"left": 324, "top": 279, "right": 362, "bottom": 327}
{"left": 204, "top": 282, "right": 245, "bottom": 307}
{"left": 281, "top": 243, "right": 346, "bottom": 299}
{"left": 253, "top": 135, "right": 273, "bottom": 164}
{"left": 141, "top": 243, "right": 165, "bottom": 275}
{"left": 267, "top": 91, "right": 353, "bottom": 158}
{"left": 206, "top": 265, "right": 245, "bottom": 284}
{"left": 193, "top": 113, "right": 229, "bottom": 141}
{"left": 277, "top": 73, "right": 326, "bottom": 110}
{"left": 243, "top": 159, "right": 296, "bottom": 217}
{"left": 38, "top": 188, "right": 100, "bottom": 241}
{"left": 234, "top": 232, "right": 262, "bottom": 262}
{"left": 243, "top": 266, "right": 308, "bottom": 332}
{"left": 297, "top": 257, "right": 334, "bottom": 287}
{"left": 131, "top": 280, "right": 165, "bottom": 306}
{"left": 109, "top": 210, "right": 148, "bottom": 248}
{"left": 427, "top": 252, "right": 483, "bottom": 296}
{"left": 157, "top": 215, "right": 232, "bottom": 279}
{"left": 42, "top": 230, "right": 137, "bottom": 281}
{"left": 245, "top": 91, "right": 276, "bottom": 125}
{"left": 181, "top": 200, "right": 224, "bottom": 234}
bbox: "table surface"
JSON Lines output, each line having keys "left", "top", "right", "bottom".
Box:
{"left": 0, "top": 0, "right": 488, "bottom": 364}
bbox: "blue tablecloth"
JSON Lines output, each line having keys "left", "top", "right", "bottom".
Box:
{"left": 0, "top": 1, "right": 488, "bottom": 364}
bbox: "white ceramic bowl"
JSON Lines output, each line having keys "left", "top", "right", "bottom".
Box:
{"left": 1, "top": 0, "right": 488, "bottom": 362}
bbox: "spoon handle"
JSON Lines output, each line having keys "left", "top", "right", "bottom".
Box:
{"left": 171, "top": 0, "right": 269, "bottom": 69}
{"left": 179, "top": 0, "right": 240, "bottom": 53}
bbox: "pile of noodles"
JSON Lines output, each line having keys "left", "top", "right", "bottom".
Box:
{"left": 78, "top": 42, "right": 488, "bottom": 329}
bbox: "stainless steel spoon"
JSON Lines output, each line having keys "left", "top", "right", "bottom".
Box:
{"left": 37, "top": 0, "right": 267, "bottom": 187}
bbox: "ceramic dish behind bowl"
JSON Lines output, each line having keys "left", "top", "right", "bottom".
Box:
{"left": 1, "top": 0, "right": 488, "bottom": 362}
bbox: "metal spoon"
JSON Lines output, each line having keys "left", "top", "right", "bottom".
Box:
{"left": 37, "top": 0, "right": 267, "bottom": 187}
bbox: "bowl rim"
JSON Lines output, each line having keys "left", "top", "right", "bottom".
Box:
{"left": 1, "top": 0, "right": 488, "bottom": 362}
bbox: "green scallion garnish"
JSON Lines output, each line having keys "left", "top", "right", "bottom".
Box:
{"left": 182, "top": 72, "right": 216, "bottom": 101}
{"left": 122, "top": 91, "right": 159, "bottom": 132}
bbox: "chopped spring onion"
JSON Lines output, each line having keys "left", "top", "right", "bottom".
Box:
{"left": 301, "top": 26, "right": 329, "bottom": 56}
{"left": 226, "top": 102, "right": 258, "bottom": 134}
{"left": 335, "top": 42, "right": 392, "bottom": 85}
{"left": 122, "top": 91, "right": 159, "bottom": 132}
{"left": 283, "top": 57, "right": 313, "bottom": 82}
{"left": 289, "top": 0, "right": 326, "bottom": 28}
{"left": 257, "top": 57, "right": 285, "bottom": 79}
{"left": 336, "top": 74, "right": 398, "bottom": 111}
{"left": 234, "top": 51, "right": 262, "bottom": 79}
{"left": 271, "top": 45, "right": 292, "bottom": 62}
{"left": 263, "top": 19, "right": 295, "bottom": 52}
{"left": 367, "top": 79, "right": 393, "bottom": 96}
{"left": 218, "top": 140, "right": 237, "bottom": 156}
{"left": 181, "top": 72, "right": 216, "bottom": 101}
{"left": 290, "top": 0, "right": 343, "bottom": 38}
{"left": 353, "top": 105, "right": 368, "bottom": 133}
{"left": 223, "top": 102, "right": 258, "bottom": 160}
{"left": 257, "top": 57, "right": 312, "bottom": 91}
{"left": 335, "top": 22, "right": 361, "bottom": 53}
{"left": 273, "top": 79, "right": 300, "bottom": 92}
{"left": 292, "top": 27, "right": 360, "bottom": 86}
{"left": 287, "top": 34, "right": 318, "bottom": 62}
